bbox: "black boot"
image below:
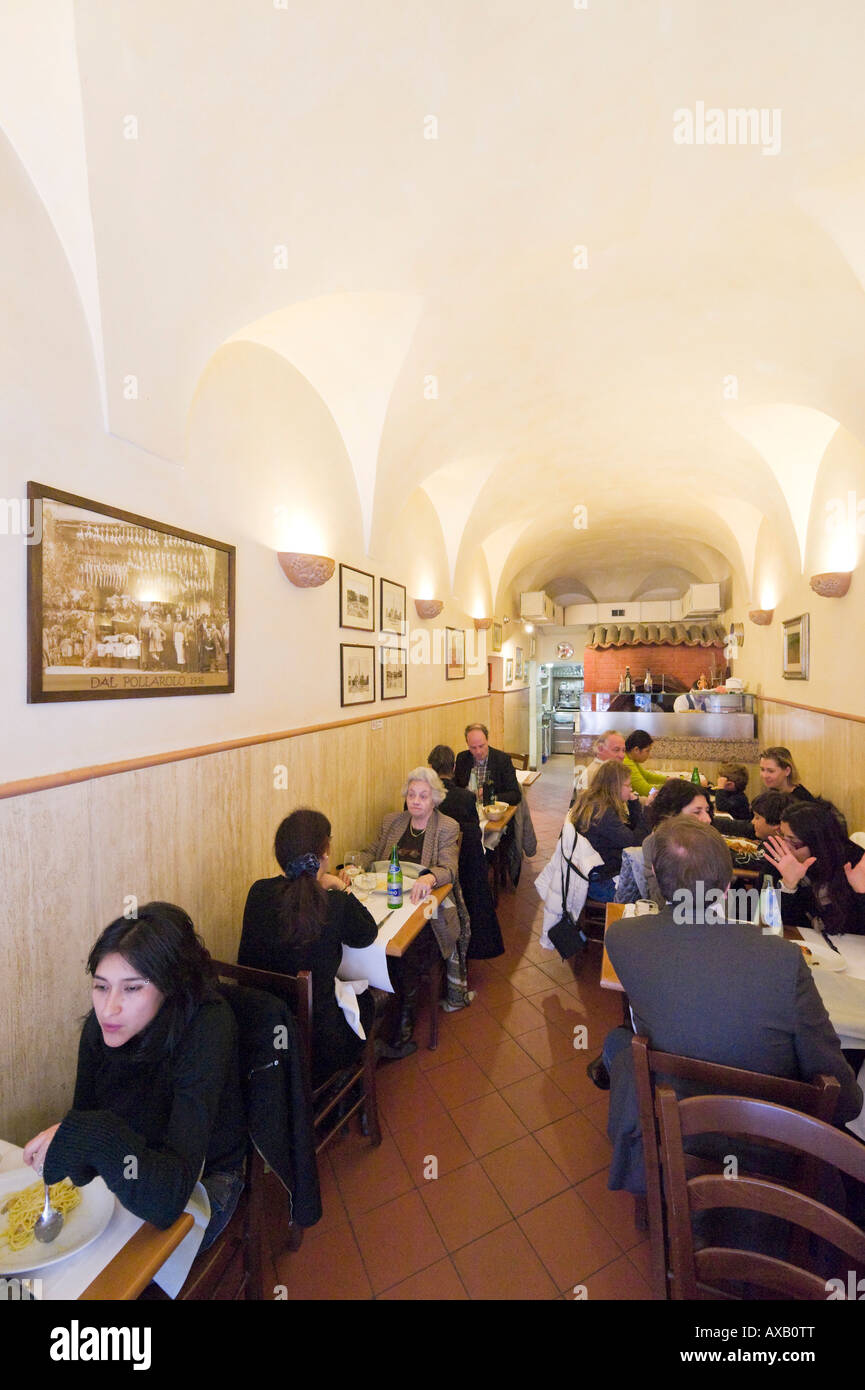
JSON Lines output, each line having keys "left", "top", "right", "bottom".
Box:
{"left": 586, "top": 1055, "right": 610, "bottom": 1091}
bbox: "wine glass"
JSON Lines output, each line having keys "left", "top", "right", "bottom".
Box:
{"left": 343, "top": 851, "right": 362, "bottom": 883}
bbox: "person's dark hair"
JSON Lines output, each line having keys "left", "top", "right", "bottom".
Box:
{"left": 750, "top": 791, "right": 791, "bottom": 825}
{"left": 782, "top": 799, "right": 856, "bottom": 936}
{"left": 87, "top": 902, "right": 216, "bottom": 1053}
{"left": 652, "top": 821, "right": 732, "bottom": 904}
{"left": 645, "top": 778, "right": 711, "bottom": 830}
{"left": 273, "top": 809, "right": 331, "bottom": 946}
{"left": 428, "top": 744, "right": 456, "bottom": 777}
{"left": 717, "top": 762, "right": 748, "bottom": 793}
{"left": 625, "top": 730, "right": 653, "bottom": 754}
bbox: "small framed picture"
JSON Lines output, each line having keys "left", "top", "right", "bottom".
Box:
{"left": 380, "top": 641, "right": 407, "bottom": 700}
{"left": 339, "top": 564, "right": 374, "bottom": 631}
{"left": 380, "top": 577, "right": 406, "bottom": 635}
{"left": 340, "top": 643, "right": 375, "bottom": 705}
{"left": 782, "top": 614, "right": 809, "bottom": 680}
{"left": 492, "top": 620, "right": 502, "bottom": 652}
{"left": 445, "top": 626, "right": 465, "bottom": 680}
{"left": 530, "top": 636, "right": 536, "bottom": 659}
{"left": 505, "top": 658, "right": 514, "bottom": 685}
{"left": 515, "top": 646, "right": 523, "bottom": 680}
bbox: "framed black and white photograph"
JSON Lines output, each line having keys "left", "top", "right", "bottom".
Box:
{"left": 340, "top": 643, "right": 375, "bottom": 705}
{"left": 505, "top": 657, "right": 514, "bottom": 685}
{"left": 782, "top": 613, "right": 809, "bottom": 680}
{"left": 27, "top": 482, "right": 235, "bottom": 703}
{"left": 492, "top": 620, "right": 502, "bottom": 652}
{"left": 445, "top": 626, "right": 465, "bottom": 680}
{"left": 380, "top": 641, "right": 407, "bottom": 700}
{"left": 339, "top": 563, "right": 374, "bottom": 631}
{"left": 380, "top": 577, "right": 406, "bottom": 635}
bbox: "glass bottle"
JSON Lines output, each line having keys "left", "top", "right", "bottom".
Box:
{"left": 623, "top": 666, "right": 632, "bottom": 693}
{"left": 387, "top": 844, "right": 403, "bottom": 910}
{"left": 643, "top": 669, "right": 652, "bottom": 692}
{"left": 760, "top": 874, "right": 783, "bottom": 936}
{"left": 691, "top": 766, "right": 701, "bottom": 785}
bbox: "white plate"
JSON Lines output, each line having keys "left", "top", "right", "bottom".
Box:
{"left": 0, "top": 1168, "right": 115, "bottom": 1274}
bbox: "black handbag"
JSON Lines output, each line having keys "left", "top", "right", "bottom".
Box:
{"left": 547, "top": 831, "right": 589, "bottom": 960}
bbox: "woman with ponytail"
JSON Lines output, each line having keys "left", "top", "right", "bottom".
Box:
{"left": 239, "top": 809, "right": 378, "bottom": 1085}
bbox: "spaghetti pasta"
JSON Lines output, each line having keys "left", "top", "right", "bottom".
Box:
{"left": 0, "top": 1178, "right": 81, "bottom": 1253}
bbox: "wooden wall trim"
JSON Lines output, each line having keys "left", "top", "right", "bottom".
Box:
{"left": 0, "top": 692, "right": 489, "bottom": 802}
{"left": 755, "top": 694, "right": 865, "bottom": 727}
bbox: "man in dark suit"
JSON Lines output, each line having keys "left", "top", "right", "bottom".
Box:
{"left": 453, "top": 724, "right": 521, "bottom": 806}
{"left": 595, "top": 819, "right": 862, "bottom": 1192}
{"left": 428, "top": 744, "right": 503, "bottom": 959}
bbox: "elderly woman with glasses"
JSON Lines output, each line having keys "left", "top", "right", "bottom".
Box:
{"left": 362, "top": 766, "right": 467, "bottom": 1056}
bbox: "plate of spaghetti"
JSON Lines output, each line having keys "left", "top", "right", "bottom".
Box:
{"left": 0, "top": 1169, "right": 114, "bottom": 1273}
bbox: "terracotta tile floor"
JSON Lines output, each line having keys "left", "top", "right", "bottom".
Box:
{"left": 275, "top": 757, "right": 652, "bottom": 1300}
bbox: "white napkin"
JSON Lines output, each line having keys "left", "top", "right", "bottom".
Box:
{"left": 150, "top": 1181, "right": 210, "bottom": 1298}
{"left": 334, "top": 977, "right": 369, "bottom": 1040}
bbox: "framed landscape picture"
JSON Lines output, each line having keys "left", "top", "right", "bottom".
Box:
{"left": 492, "top": 620, "right": 502, "bottom": 652}
{"left": 515, "top": 646, "right": 523, "bottom": 680}
{"left": 505, "top": 658, "right": 514, "bottom": 685}
{"left": 339, "top": 564, "right": 374, "bottom": 631}
{"left": 340, "top": 643, "right": 375, "bottom": 705}
{"left": 782, "top": 613, "right": 809, "bottom": 680}
{"left": 380, "top": 577, "right": 406, "bottom": 635}
{"left": 380, "top": 641, "right": 407, "bottom": 700}
{"left": 445, "top": 626, "right": 465, "bottom": 680}
{"left": 27, "top": 481, "right": 235, "bottom": 703}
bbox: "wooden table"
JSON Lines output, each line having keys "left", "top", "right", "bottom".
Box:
{"left": 79, "top": 1214, "right": 194, "bottom": 1299}
{"left": 385, "top": 884, "right": 451, "bottom": 957}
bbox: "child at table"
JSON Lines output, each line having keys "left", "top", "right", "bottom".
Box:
{"left": 714, "top": 763, "right": 751, "bottom": 820}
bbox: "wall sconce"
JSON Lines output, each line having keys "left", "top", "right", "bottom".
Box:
{"left": 474, "top": 618, "right": 492, "bottom": 631}
{"left": 809, "top": 571, "right": 852, "bottom": 598}
{"left": 502, "top": 615, "right": 511, "bottom": 625}
{"left": 414, "top": 598, "right": 444, "bottom": 619}
{"left": 748, "top": 609, "right": 774, "bottom": 626}
{"left": 277, "top": 552, "right": 335, "bottom": 587}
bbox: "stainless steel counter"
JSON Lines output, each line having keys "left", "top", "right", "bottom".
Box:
{"left": 578, "top": 710, "right": 756, "bottom": 740}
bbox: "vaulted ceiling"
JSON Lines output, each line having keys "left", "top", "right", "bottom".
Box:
{"left": 4, "top": 0, "right": 865, "bottom": 607}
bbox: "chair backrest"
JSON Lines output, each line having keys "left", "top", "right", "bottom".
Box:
{"left": 656, "top": 1089, "right": 865, "bottom": 1300}
{"left": 212, "top": 957, "right": 314, "bottom": 1070}
{"left": 631, "top": 1035, "right": 841, "bottom": 1300}
{"left": 505, "top": 751, "right": 529, "bottom": 770}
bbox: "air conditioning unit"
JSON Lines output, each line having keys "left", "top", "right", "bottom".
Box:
{"left": 520, "top": 591, "right": 556, "bottom": 623}
{"left": 681, "top": 583, "right": 722, "bottom": 618}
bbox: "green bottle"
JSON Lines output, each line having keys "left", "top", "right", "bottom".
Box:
{"left": 691, "top": 766, "right": 701, "bottom": 785}
{"left": 387, "top": 844, "right": 403, "bottom": 909}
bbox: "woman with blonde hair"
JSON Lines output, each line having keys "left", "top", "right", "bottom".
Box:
{"left": 570, "top": 759, "right": 648, "bottom": 902}
{"left": 759, "top": 746, "right": 815, "bottom": 802}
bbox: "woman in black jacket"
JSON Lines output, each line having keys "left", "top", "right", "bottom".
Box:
{"left": 240, "top": 809, "right": 378, "bottom": 1085}
{"left": 24, "top": 903, "right": 246, "bottom": 1249}
{"left": 570, "top": 759, "right": 648, "bottom": 902}
{"left": 763, "top": 798, "right": 865, "bottom": 937}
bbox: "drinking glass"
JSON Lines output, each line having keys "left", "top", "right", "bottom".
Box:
{"left": 343, "top": 851, "right": 362, "bottom": 882}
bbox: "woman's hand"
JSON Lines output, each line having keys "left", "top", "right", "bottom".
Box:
{"left": 23, "top": 1124, "right": 60, "bottom": 1173}
{"left": 844, "top": 858, "right": 865, "bottom": 895}
{"left": 409, "top": 873, "right": 436, "bottom": 905}
{"left": 762, "top": 836, "right": 815, "bottom": 890}
{"left": 319, "top": 871, "right": 349, "bottom": 892}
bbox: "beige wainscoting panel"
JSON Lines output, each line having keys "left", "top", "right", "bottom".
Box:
{"left": 503, "top": 688, "right": 530, "bottom": 763}
{"left": 0, "top": 697, "right": 489, "bottom": 1143}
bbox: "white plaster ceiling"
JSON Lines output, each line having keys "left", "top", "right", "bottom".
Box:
{"left": 5, "top": 0, "right": 865, "bottom": 608}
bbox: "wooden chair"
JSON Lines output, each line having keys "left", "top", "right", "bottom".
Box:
{"left": 631, "top": 1035, "right": 840, "bottom": 1301}
{"left": 504, "top": 751, "right": 529, "bottom": 770}
{"left": 213, "top": 958, "right": 382, "bottom": 1153}
{"left": 656, "top": 1090, "right": 865, "bottom": 1299}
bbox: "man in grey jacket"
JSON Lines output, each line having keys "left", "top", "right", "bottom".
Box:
{"left": 598, "top": 819, "right": 862, "bottom": 1191}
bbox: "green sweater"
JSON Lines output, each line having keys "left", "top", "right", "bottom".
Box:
{"left": 623, "top": 754, "right": 667, "bottom": 800}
